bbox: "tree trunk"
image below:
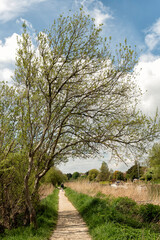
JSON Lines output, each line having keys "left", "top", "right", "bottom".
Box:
{"left": 24, "top": 178, "right": 37, "bottom": 228}
{"left": 24, "top": 155, "right": 37, "bottom": 228}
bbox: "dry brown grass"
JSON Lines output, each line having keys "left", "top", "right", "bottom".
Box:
{"left": 65, "top": 181, "right": 160, "bottom": 205}
{"left": 39, "top": 183, "right": 54, "bottom": 200}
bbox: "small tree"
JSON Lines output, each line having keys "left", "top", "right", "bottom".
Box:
{"left": 44, "top": 167, "right": 67, "bottom": 186}
{"left": 72, "top": 172, "right": 80, "bottom": 180}
{"left": 88, "top": 169, "right": 99, "bottom": 181}
{"left": 112, "top": 170, "right": 125, "bottom": 181}
{"left": 97, "top": 161, "right": 110, "bottom": 181}
{"left": 66, "top": 173, "right": 72, "bottom": 180}
{"left": 126, "top": 161, "right": 143, "bottom": 181}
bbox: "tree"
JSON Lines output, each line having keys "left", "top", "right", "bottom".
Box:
{"left": 66, "top": 173, "right": 72, "bottom": 180}
{"left": 88, "top": 169, "right": 99, "bottom": 181}
{"left": 112, "top": 170, "right": 125, "bottom": 181}
{"left": 97, "top": 161, "right": 110, "bottom": 181}
{"left": 44, "top": 167, "right": 67, "bottom": 186}
{"left": 13, "top": 10, "right": 159, "bottom": 226}
{"left": 148, "top": 143, "right": 160, "bottom": 180}
{"left": 72, "top": 172, "right": 80, "bottom": 180}
{"left": 126, "top": 161, "right": 143, "bottom": 181}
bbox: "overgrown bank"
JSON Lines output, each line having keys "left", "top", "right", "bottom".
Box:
{"left": 0, "top": 189, "right": 59, "bottom": 240}
{"left": 65, "top": 188, "right": 160, "bottom": 240}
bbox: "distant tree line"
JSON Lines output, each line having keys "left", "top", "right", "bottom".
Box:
{"left": 66, "top": 156, "right": 160, "bottom": 183}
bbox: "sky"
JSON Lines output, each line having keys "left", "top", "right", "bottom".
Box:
{"left": 1, "top": 0, "right": 160, "bottom": 173}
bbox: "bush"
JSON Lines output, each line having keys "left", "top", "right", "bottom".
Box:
{"left": 88, "top": 169, "right": 99, "bottom": 181}
{"left": 72, "top": 172, "right": 80, "bottom": 180}
{"left": 1, "top": 189, "right": 59, "bottom": 240}
{"left": 139, "top": 203, "right": 160, "bottom": 223}
{"left": 113, "top": 197, "right": 137, "bottom": 214}
{"left": 43, "top": 167, "right": 67, "bottom": 186}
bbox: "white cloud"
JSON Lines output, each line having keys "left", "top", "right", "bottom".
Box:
{"left": 0, "top": 68, "right": 14, "bottom": 82}
{"left": 136, "top": 19, "right": 160, "bottom": 116}
{"left": 0, "top": 33, "right": 20, "bottom": 63}
{"left": 92, "top": 8, "right": 112, "bottom": 26}
{"left": 58, "top": 149, "right": 134, "bottom": 174}
{"left": 135, "top": 54, "right": 160, "bottom": 116}
{"left": 136, "top": 18, "right": 160, "bottom": 116}
{"left": 75, "top": 0, "right": 113, "bottom": 26}
{"left": 0, "top": 33, "right": 22, "bottom": 83}
{"left": 0, "top": 0, "right": 46, "bottom": 22}
{"left": 145, "top": 18, "right": 160, "bottom": 51}
{"left": 58, "top": 156, "right": 131, "bottom": 173}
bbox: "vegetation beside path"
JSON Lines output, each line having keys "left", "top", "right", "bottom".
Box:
{"left": 65, "top": 188, "right": 160, "bottom": 240}
{"left": 0, "top": 189, "right": 59, "bottom": 240}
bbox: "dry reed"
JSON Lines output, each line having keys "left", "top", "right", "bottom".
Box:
{"left": 65, "top": 181, "right": 160, "bottom": 205}
{"left": 39, "top": 183, "right": 54, "bottom": 200}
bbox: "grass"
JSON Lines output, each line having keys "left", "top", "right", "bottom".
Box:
{"left": 0, "top": 188, "right": 59, "bottom": 240}
{"left": 65, "top": 188, "right": 160, "bottom": 240}
{"left": 65, "top": 180, "right": 160, "bottom": 205}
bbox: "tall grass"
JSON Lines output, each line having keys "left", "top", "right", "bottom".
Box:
{"left": 0, "top": 189, "right": 59, "bottom": 240}
{"left": 65, "top": 188, "right": 160, "bottom": 240}
{"left": 39, "top": 183, "right": 54, "bottom": 200}
{"left": 66, "top": 181, "right": 160, "bottom": 205}
{"left": 147, "top": 184, "right": 160, "bottom": 203}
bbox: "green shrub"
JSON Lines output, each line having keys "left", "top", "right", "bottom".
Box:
{"left": 113, "top": 197, "right": 137, "bottom": 214}
{"left": 0, "top": 189, "right": 59, "bottom": 240}
{"left": 139, "top": 203, "right": 160, "bottom": 223}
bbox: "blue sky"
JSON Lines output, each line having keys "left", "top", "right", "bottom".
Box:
{"left": 1, "top": 0, "right": 160, "bottom": 173}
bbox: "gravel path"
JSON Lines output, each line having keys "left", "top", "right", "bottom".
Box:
{"left": 50, "top": 190, "right": 92, "bottom": 240}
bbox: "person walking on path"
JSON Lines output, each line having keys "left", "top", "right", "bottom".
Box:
{"left": 50, "top": 189, "right": 92, "bottom": 240}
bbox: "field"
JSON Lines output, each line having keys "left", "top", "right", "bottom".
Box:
{"left": 65, "top": 187, "right": 160, "bottom": 240}
{"left": 65, "top": 181, "right": 160, "bottom": 205}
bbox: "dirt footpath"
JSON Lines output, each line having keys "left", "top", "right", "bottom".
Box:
{"left": 50, "top": 190, "right": 92, "bottom": 240}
